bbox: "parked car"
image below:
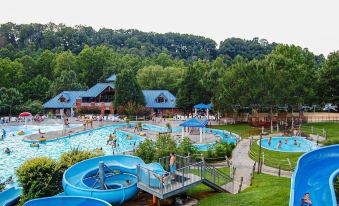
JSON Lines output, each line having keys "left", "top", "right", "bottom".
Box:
{"left": 323, "top": 103, "right": 338, "bottom": 112}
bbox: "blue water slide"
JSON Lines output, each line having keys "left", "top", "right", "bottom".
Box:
{"left": 0, "top": 187, "right": 21, "bottom": 206}
{"left": 62, "top": 155, "right": 165, "bottom": 205}
{"left": 289, "top": 145, "right": 339, "bottom": 206}
{"left": 24, "top": 196, "right": 111, "bottom": 206}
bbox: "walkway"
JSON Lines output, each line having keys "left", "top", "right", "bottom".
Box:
{"left": 222, "top": 139, "right": 292, "bottom": 194}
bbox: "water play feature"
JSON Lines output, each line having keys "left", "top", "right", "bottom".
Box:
{"left": 258, "top": 136, "right": 317, "bottom": 152}
{"left": 289, "top": 145, "right": 339, "bottom": 206}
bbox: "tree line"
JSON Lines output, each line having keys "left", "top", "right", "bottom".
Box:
{"left": 0, "top": 22, "right": 337, "bottom": 116}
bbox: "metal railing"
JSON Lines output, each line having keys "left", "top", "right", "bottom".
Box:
{"left": 159, "top": 155, "right": 191, "bottom": 172}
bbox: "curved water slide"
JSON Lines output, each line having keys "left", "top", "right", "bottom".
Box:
{"left": 0, "top": 187, "right": 21, "bottom": 206}
{"left": 289, "top": 145, "right": 339, "bottom": 206}
{"left": 62, "top": 155, "right": 165, "bottom": 205}
{"left": 24, "top": 196, "right": 111, "bottom": 206}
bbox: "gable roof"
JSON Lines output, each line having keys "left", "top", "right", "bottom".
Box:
{"left": 142, "top": 90, "right": 176, "bottom": 108}
{"left": 179, "top": 118, "right": 208, "bottom": 128}
{"left": 43, "top": 91, "right": 85, "bottom": 109}
{"left": 80, "top": 83, "right": 115, "bottom": 98}
{"left": 106, "top": 74, "right": 117, "bottom": 82}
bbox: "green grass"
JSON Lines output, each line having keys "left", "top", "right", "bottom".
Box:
{"left": 189, "top": 173, "right": 290, "bottom": 206}
{"left": 249, "top": 142, "right": 302, "bottom": 171}
{"left": 208, "top": 124, "right": 258, "bottom": 138}
{"left": 302, "top": 122, "right": 339, "bottom": 144}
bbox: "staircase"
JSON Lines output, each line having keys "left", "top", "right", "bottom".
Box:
{"left": 136, "top": 155, "right": 232, "bottom": 199}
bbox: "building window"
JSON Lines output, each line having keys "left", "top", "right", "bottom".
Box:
{"left": 155, "top": 95, "right": 167, "bottom": 103}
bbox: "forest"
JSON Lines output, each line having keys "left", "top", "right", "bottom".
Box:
{"left": 0, "top": 22, "right": 338, "bottom": 116}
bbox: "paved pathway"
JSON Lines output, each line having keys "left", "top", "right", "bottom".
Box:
{"left": 220, "top": 138, "right": 292, "bottom": 194}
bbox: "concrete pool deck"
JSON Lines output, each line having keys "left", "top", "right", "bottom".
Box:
{"left": 21, "top": 118, "right": 223, "bottom": 146}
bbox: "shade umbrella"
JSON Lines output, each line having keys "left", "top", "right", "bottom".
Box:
{"left": 19, "top": 112, "right": 32, "bottom": 117}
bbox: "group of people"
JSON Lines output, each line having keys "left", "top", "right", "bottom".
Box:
{"left": 107, "top": 132, "right": 118, "bottom": 148}
{"left": 267, "top": 136, "right": 301, "bottom": 149}
{"left": 0, "top": 129, "right": 6, "bottom": 140}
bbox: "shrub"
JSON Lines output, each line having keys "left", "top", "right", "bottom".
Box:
{"left": 323, "top": 139, "right": 339, "bottom": 146}
{"left": 155, "top": 134, "right": 177, "bottom": 160}
{"left": 135, "top": 139, "right": 156, "bottom": 163}
{"left": 117, "top": 102, "right": 152, "bottom": 117}
{"left": 16, "top": 157, "right": 62, "bottom": 204}
{"left": 177, "top": 137, "right": 198, "bottom": 156}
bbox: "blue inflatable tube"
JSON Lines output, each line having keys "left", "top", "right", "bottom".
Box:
{"left": 289, "top": 145, "right": 339, "bottom": 206}
{"left": 24, "top": 196, "right": 111, "bottom": 206}
{"left": 62, "top": 155, "right": 165, "bottom": 205}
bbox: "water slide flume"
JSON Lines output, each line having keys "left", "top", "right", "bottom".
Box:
{"left": 0, "top": 187, "right": 21, "bottom": 206}
{"left": 289, "top": 145, "right": 339, "bottom": 206}
{"left": 62, "top": 155, "right": 166, "bottom": 205}
{"left": 23, "top": 196, "right": 111, "bottom": 206}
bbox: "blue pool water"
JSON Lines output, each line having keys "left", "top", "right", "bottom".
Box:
{"left": 0, "top": 124, "right": 143, "bottom": 182}
{"left": 259, "top": 136, "right": 317, "bottom": 152}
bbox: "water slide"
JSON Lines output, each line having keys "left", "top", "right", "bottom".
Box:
{"left": 0, "top": 187, "right": 21, "bottom": 206}
{"left": 62, "top": 155, "right": 166, "bottom": 205}
{"left": 289, "top": 145, "right": 339, "bottom": 206}
{"left": 24, "top": 196, "right": 111, "bottom": 206}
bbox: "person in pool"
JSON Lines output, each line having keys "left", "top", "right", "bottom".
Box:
{"left": 301, "top": 193, "right": 312, "bottom": 206}
{"left": 277, "top": 140, "right": 282, "bottom": 149}
{"left": 126, "top": 180, "right": 131, "bottom": 186}
{"left": 294, "top": 139, "right": 298, "bottom": 146}
{"left": 268, "top": 136, "right": 272, "bottom": 146}
{"left": 285, "top": 138, "right": 288, "bottom": 144}
{"left": 5, "top": 148, "right": 11, "bottom": 154}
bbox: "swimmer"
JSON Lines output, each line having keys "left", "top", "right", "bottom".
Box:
{"left": 5, "top": 148, "right": 11, "bottom": 154}
{"left": 285, "top": 138, "right": 288, "bottom": 144}
{"left": 268, "top": 136, "right": 272, "bottom": 146}
{"left": 277, "top": 140, "right": 282, "bottom": 149}
{"left": 294, "top": 139, "right": 298, "bottom": 146}
{"left": 6, "top": 176, "right": 14, "bottom": 184}
{"left": 126, "top": 180, "right": 131, "bottom": 186}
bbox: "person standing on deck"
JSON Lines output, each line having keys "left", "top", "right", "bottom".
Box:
{"left": 170, "top": 152, "right": 176, "bottom": 180}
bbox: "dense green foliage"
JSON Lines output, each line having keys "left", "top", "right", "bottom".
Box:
{"left": 114, "top": 69, "right": 145, "bottom": 108}
{"left": 16, "top": 148, "right": 100, "bottom": 204}
{"left": 16, "top": 157, "right": 62, "bottom": 204}
{"left": 0, "top": 22, "right": 337, "bottom": 116}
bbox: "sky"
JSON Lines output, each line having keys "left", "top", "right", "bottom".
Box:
{"left": 1, "top": 0, "right": 338, "bottom": 55}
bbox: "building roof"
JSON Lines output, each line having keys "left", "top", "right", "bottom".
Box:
{"left": 179, "top": 118, "right": 208, "bottom": 128}
{"left": 80, "top": 83, "right": 115, "bottom": 98}
{"left": 106, "top": 74, "right": 117, "bottom": 82}
{"left": 142, "top": 90, "right": 176, "bottom": 109}
{"left": 43, "top": 91, "right": 85, "bottom": 109}
{"left": 194, "top": 103, "right": 211, "bottom": 109}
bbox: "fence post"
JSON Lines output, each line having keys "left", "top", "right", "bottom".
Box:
{"left": 238, "top": 176, "right": 244, "bottom": 193}
{"left": 278, "top": 165, "right": 281, "bottom": 177}
{"left": 323, "top": 128, "right": 325, "bottom": 138}
{"left": 252, "top": 162, "right": 256, "bottom": 175}
{"left": 250, "top": 172, "right": 254, "bottom": 186}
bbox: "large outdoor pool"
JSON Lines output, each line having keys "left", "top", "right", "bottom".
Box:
{"left": 0, "top": 124, "right": 143, "bottom": 182}
{"left": 259, "top": 136, "right": 317, "bottom": 152}
{"left": 0, "top": 123, "right": 238, "bottom": 182}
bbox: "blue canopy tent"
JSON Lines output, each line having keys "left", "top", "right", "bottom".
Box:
{"left": 179, "top": 118, "right": 208, "bottom": 143}
{"left": 193, "top": 103, "right": 212, "bottom": 119}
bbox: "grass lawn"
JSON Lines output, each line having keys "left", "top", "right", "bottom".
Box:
{"left": 188, "top": 173, "right": 290, "bottom": 206}
{"left": 249, "top": 142, "right": 302, "bottom": 171}
{"left": 302, "top": 122, "right": 339, "bottom": 144}
{"left": 208, "top": 124, "right": 258, "bottom": 138}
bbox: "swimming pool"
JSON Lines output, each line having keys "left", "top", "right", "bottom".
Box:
{"left": 258, "top": 136, "right": 317, "bottom": 152}
{"left": 0, "top": 124, "right": 143, "bottom": 182}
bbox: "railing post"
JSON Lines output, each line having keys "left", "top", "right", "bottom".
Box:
{"left": 238, "top": 176, "right": 244, "bottom": 193}
{"left": 278, "top": 165, "right": 281, "bottom": 177}
{"left": 137, "top": 165, "right": 140, "bottom": 182}
{"left": 148, "top": 169, "right": 151, "bottom": 186}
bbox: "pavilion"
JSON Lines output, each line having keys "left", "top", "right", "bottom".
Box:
{"left": 193, "top": 103, "right": 212, "bottom": 119}
{"left": 179, "top": 118, "right": 208, "bottom": 143}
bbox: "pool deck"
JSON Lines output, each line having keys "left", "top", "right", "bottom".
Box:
{"left": 21, "top": 118, "right": 221, "bottom": 145}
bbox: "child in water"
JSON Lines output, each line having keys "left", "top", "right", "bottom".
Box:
{"left": 277, "top": 140, "right": 282, "bottom": 149}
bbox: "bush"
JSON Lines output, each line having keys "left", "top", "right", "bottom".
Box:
{"left": 117, "top": 102, "right": 152, "bottom": 116}
{"left": 16, "top": 157, "right": 62, "bottom": 204}
{"left": 58, "top": 147, "right": 101, "bottom": 170}
{"left": 323, "top": 139, "right": 339, "bottom": 146}
{"left": 135, "top": 139, "right": 156, "bottom": 163}
{"left": 205, "top": 142, "right": 235, "bottom": 159}
{"left": 16, "top": 148, "right": 100, "bottom": 204}
{"left": 155, "top": 134, "right": 177, "bottom": 160}
{"left": 78, "top": 107, "right": 101, "bottom": 115}
{"left": 177, "top": 137, "right": 198, "bottom": 156}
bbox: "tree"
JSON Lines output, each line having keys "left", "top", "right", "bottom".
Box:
{"left": 36, "top": 50, "right": 56, "bottom": 79}
{"left": 49, "top": 70, "right": 85, "bottom": 96}
{"left": 52, "top": 51, "right": 79, "bottom": 78}
{"left": 19, "top": 100, "right": 44, "bottom": 114}
{"left": 0, "top": 87, "right": 23, "bottom": 115}
{"left": 114, "top": 69, "right": 145, "bottom": 108}
{"left": 20, "top": 75, "right": 51, "bottom": 102}
{"left": 318, "top": 51, "right": 339, "bottom": 104}
{"left": 136, "top": 65, "right": 184, "bottom": 94}
{"left": 176, "top": 67, "right": 210, "bottom": 113}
